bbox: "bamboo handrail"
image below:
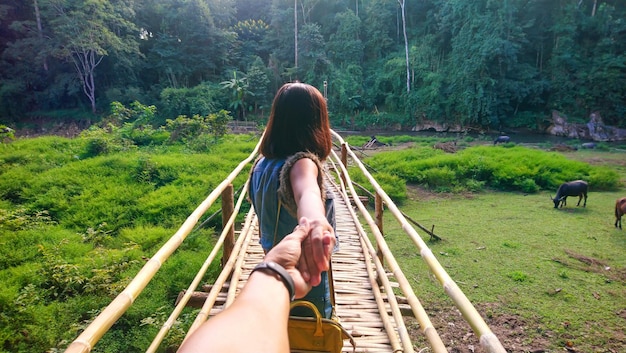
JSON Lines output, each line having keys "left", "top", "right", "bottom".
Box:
{"left": 182, "top": 181, "right": 256, "bottom": 340}
{"left": 64, "top": 139, "right": 262, "bottom": 353}
{"left": 329, "top": 147, "right": 446, "bottom": 353}
{"left": 325, "top": 156, "right": 408, "bottom": 352}
{"left": 146, "top": 180, "right": 254, "bottom": 352}
{"left": 331, "top": 130, "right": 506, "bottom": 353}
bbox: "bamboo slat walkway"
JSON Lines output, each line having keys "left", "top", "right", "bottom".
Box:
{"left": 206, "top": 175, "right": 404, "bottom": 352}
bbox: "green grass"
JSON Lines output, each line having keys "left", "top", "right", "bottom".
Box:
{"left": 381, "top": 189, "right": 626, "bottom": 352}
{"left": 0, "top": 133, "right": 257, "bottom": 353}
{"left": 1, "top": 132, "right": 624, "bottom": 352}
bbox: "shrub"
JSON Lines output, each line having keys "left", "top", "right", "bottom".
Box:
{"left": 362, "top": 144, "right": 620, "bottom": 193}
{"left": 507, "top": 270, "right": 529, "bottom": 282}
{"left": 159, "top": 84, "right": 219, "bottom": 123}
{"left": 423, "top": 166, "right": 457, "bottom": 190}
{"left": 80, "top": 126, "right": 132, "bottom": 157}
{"left": 588, "top": 167, "right": 621, "bottom": 190}
{"left": 514, "top": 178, "right": 540, "bottom": 193}
{"left": 1, "top": 124, "right": 15, "bottom": 142}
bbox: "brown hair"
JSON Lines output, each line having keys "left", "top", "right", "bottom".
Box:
{"left": 260, "top": 82, "right": 332, "bottom": 159}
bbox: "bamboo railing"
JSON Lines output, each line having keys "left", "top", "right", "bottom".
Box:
{"left": 330, "top": 131, "right": 506, "bottom": 353}
{"left": 63, "top": 130, "right": 506, "bottom": 353}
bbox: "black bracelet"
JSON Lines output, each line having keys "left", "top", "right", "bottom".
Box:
{"left": 251, "top": 261, "right": 296, "bottom": 301}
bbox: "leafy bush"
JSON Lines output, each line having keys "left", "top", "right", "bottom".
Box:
{"left": 164, "top": 110, "right": 232, "bottom": 150}
{"left": 1, "top": 124, "right": 15, "bottom": 142}
{"left": 159, "top": 84, "right": 219, "bottom": 123}
{"left": 423, "top": 166, "right": 457, "bottom": 191}
{"left": 80, "top": 126, "right": 134, "bottom": 157}
{"left": 513, "top": 178, "right": 540, "bottom": 193}
{"left": 364, "top": 145, "right": 621, "bottom": 193}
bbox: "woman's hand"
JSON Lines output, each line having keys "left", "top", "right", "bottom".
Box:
{"left": 263, "top": 218, "right": 315, "bottom": 298}
{"left": 298, "top": 218, "right": 335, "bottom": 286}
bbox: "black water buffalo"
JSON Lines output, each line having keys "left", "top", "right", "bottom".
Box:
{"left": 615, "top": 197, "right": 626, "bottom": 229}
{"left": 581, "top": 142, "right": 597, "bottom": 149}
{"left": 493, "top": 135, "right": 510, "bottom": 145}
{"left": 551, "top": 180, "right": 588, "bottom": 208}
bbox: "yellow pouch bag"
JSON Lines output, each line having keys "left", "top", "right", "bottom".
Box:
{"left": 287, "top": 300, "right": 355, "bottom": 353}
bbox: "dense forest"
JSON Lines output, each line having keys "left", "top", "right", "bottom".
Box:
{"left": 1, "top": 0, "right": 625, "bottom": 132}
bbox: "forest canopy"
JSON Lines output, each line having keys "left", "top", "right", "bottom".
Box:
{"left": 1, "top": 0, "right": 625, "bottom": 131}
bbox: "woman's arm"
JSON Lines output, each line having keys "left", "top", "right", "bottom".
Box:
{"left": 289, "top": 158, "right": 335, "bottom": 286}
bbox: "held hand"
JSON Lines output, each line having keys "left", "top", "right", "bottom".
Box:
{"left": 263, "top": 218, "right": 313, "bottom": 299}
{"left": 298, "top": 218, "right": 335, "bottom": 287}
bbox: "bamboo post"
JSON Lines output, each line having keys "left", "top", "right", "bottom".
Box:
{"left": 340, "top": 143, "right": 348, "bottom": 187}
{"left": 375, "top": 192, "right": 384, "bottom": 266}
{"left": 221, "top": 184, "right": 235, "bottom": 267}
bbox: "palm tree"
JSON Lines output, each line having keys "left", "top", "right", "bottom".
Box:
{"left": 220, "top": 71, "right": 253, "bottom": 120}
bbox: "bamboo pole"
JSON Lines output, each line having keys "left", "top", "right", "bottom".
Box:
{"left": 340, "top": 143, "right": 348, "bottom": 188}
{"left": 183, "top": 184, "right": 258, "bottom": 339}
{"left": 330, "top": 148, "right": 445, "bottom": 353}
{"left": 145, "top": 184, "right": 254, "bottom": 353}
{"left": 64, "top": 140, "right": 262, "bottom": 353}
{"left": 224, "top": 213, "right": 257, "bottom": 307}
{"left": 221, "top": 184, "right": 235, "bottom": 266}
{"left": 375, "top": 192, "right": 384, "bottom": 265}
{"left": 328, "top": 172, "right": 408, "bottom": 353}
{"left": 330, "top": 130, "right": 507, "bottom": 353}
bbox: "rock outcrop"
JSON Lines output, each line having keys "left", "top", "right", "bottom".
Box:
{"left": 412, "top": 119, "right": 465, "bottom": 133}
{"left": 547, "top": 111, "right": 626, "bottom": 141}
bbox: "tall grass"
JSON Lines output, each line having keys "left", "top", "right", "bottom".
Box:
{"left": 0, "top": 133, "right": 257, "bottom": 353}
{"left": 361, "top": 144, "right": 620, "bottom": 195}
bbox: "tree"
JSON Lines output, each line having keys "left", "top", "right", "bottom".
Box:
{"left": 548, "top": 1, "right": 626, "bottom": 125}
{"left": 327, "top": 10, "right": 363, "bottom": 66}
{"left": 44, "top": 0, "right": 139, "bottom": 114}
{"left": 137, "top": 0, "right": 235, "bottom": 90}
{"left": 298, "top": 23, "right": 329, "bottom": 84}
{"left": 220, "top": 71, "right": 251, "bottom": 120}
{"left": 246, "top": 57, "right": 271, "bottom": 115}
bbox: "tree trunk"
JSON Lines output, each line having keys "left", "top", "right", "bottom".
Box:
{"left": 33, "top": 0, "right": 47, "bottom": 71}
{"left": 591, "top": 0, "right": 597, "bottom": 17}
{"left": 398, "top": 0, "right": 410, "bottom": 93}
{"left": 72, "top": 49, "right": 102, "bottom": 114}
{"left": 294, "top": 0, "right": 298, "bottom": 70}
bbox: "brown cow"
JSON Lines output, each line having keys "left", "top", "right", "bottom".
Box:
{"left": 615, "top": 197, "right": 626, "bottom": 229}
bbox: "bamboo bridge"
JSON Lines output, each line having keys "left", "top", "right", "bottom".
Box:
{"left": 64, "top": 131, "right": 506, "bottom": 353}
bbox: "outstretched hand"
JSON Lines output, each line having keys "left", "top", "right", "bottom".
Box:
{"left": 263, "top": 217, "right": 316, "bottom": 298}
{"left": 298, "top": 218, "right": 335, "bottom": 286}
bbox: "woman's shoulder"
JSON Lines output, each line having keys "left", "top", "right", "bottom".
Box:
{"left": 254, "top": 156, "right": 287, "bottom": 171}
{"left": 283, "top": 152, "right": 322, "bottom": 170}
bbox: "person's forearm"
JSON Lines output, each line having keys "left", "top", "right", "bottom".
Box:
{"left": 296, "top": 190, "right": 326, "bottom": 221}
{"left": 178, "top": 271, "right": 291, "bottom": 353}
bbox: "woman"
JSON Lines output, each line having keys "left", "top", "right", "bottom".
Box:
{"left": 249, "top": 82, "right": 337, "bottom": 318}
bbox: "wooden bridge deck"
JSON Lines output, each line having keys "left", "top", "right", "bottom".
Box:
{"left": 204, "top": 177, "right": 404, "bottom": 353}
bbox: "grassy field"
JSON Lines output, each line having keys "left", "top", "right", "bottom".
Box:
{"left": 1, "top": 133, "right": 624, "bottom": 352}
{"left": 366, "top": 145, "right": 626, "bottom": 352}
